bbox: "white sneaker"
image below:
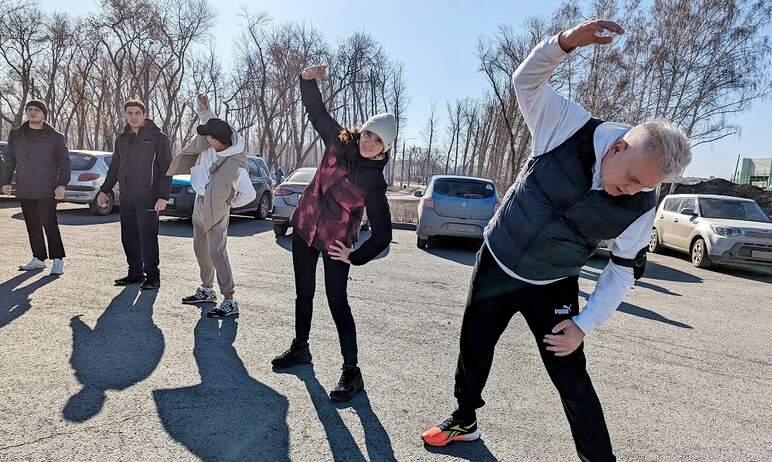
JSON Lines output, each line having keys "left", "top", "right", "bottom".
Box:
{"left": 50, "top": 258, "right": 64, "bottom": 276}
{"left": 19, "top": 257, "right": 46, "bottom": 271}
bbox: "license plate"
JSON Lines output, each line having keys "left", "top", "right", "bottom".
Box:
{"left": 167, "top": 198, "right": 175, "bottom": 205}
{"left": 448, "top": 223, "right": 477, "bottom": 233}
{"left": 751, "top": 250, "right": 772, "bottom": 260}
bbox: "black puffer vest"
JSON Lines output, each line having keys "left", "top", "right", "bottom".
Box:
{"left": 484, "top": 118, "right": 656, "bottom": 280}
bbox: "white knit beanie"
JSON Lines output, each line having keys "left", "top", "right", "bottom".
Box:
{"left": 361, "top": 113, "right": 397, "bottom": 152}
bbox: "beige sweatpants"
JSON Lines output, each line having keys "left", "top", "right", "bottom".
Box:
{"left": 192, "top": 212, "right": 234, "bottom": 296}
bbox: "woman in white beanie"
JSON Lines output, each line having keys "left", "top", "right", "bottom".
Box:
{"left": 271, "top": 64, "right": 395, "bottom": 402}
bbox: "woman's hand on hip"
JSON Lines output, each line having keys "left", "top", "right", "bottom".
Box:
{"left": 328, "top": 240, "right": 352, "bottom": 264}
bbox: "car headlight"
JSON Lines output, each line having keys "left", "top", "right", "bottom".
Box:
{"left": 711, "top": 225, "right": 742, "bottom": 237}
{"left": 186, "top": 186, "right": 195, "bottom": 194}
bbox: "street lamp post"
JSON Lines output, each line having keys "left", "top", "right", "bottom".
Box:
{"left": 400, "top": 137, "right": 416, "bottom": 188}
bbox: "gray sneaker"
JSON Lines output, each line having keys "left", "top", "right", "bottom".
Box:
{"left": 182, "top": 287, "right": 217, "bottom": 305}
{"left": 207, "top": 300, "right": 239, "bottom": 318}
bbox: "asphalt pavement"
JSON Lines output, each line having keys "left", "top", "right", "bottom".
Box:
{"left": 0, "top": 200, "right": 770, "bottom": 461}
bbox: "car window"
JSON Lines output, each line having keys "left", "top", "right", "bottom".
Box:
{"left": 257, "top": 162, "right": 270, "bottom": 179}
{"left": 699, "top": 198, "right": 771, "bottom": 223}
{"left": 433, "top": 179, "right": 496, "bottom": 199}
{"left": 287, "top": 169, "right": 316, "bottom": 183}
{"left": 256, "top": 158, "right": 270, "bottom": 177}
{"left": 247, "top": 159, "right": 261, "bottom": 182}
{"left": 679, "top": 198, "right": 697, "bottom": 213}
{"left": 663, "top": 197, "right": 681, "bottom": 212}
{"left": 103, "top": 156, "right": 112, "bottom": 167}
{"left": 69, "top": 153, "right": 97, "bottom": 171}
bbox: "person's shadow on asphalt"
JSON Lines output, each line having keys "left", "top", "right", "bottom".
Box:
{"left": 0, "top": 270, "right": 56, "bottom": 329}
{"left": 152, "top": 309, "right": 290, "bottom": 462}
{"left": 63, "top": 285, "right": 164, "bottom": 422}
{"left": 277, "top": 364, "right": 396, "bottom": 462}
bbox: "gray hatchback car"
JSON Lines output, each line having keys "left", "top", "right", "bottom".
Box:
{"left": 415, "top": 175, "right": 500, "bottom": 248}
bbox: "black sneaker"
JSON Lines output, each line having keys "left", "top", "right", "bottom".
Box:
{"left": 271, "top": 339, "right": 312, "bottom": 369}
{"left": 115, "top": 274, "right": 144, "bottom": 286}
{"left": 329, "top": 365, "right": 364, "bottom": 402}
{"left": 141, "top": 279, "right": 160, "bottom": 290}
{"left": 422, "top": 415, "right": 480, "bottom": 447}
{"left": 182, "top": 287, "right": 217, "bottom": 305}
{"left": 207, "top": 300, "right": 239, "bottom": 318}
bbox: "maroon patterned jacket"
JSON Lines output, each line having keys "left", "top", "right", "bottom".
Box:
{"left": 290, "top": 77, "right": 392, "bottom": 265}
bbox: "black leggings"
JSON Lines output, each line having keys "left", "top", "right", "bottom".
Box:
{"left": 454, "top": 244, "right": 615, "bottom": 462}
{"left": 20, "top": 198, "right": 65, "bottom": 260}
{"left": 292, "top": 232, "right": 357, "bottom": 366}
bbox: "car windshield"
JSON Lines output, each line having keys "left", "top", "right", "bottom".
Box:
{"left": 286, "top": 169, "right": 316, "bottom": 184}
{"left": 700, "top": 198, "right": 770, "bottom": 223}
{"left": 69, "top": 153, "right": 97, "bottom": 171}
{"left": 433, "top": 179, "right": 495, "bottom": 199}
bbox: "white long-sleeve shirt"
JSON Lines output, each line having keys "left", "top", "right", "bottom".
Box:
{"left": 485, "top": 34, "right": 655, "bottom": 335}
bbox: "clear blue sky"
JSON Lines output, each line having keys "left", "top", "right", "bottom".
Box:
{"left": 38, "top": 0, "right": 772, "bottom": 178}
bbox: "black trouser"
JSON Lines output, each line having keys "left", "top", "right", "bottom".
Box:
{"left": 454, "top": 245, "right": 615, "bottom": 462}
{"left": 292, "top": 232, "right": 357, "bottom": 366}
{"left": 20, "top": 198, "right": 65, "bottom": 261}
{"left": 119, "top": 196, "right": 160, "bottom": 281}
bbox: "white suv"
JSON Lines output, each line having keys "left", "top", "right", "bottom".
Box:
{"left": 649, "top": 194, "right": 772, "bottom": 271}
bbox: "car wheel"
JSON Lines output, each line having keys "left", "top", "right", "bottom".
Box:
{"left": 274, "top": 223, "right": 289, "bottom": 237}
{"left": 690, "top": 238, "right": 712, "bottom": 268}
{"left": 89, "top": 192, "right": 114, "bottom": 216}
{"left": 417, "top": 236, "right": 429, "bottom": 249}
{"left": 648, "top": 228, "right": 662, "bottom": 253}
{"left": 255, "top": 193, "right": 270, "bottom": 220}
{"left": 360, "top": 220, "right": 370, "bottom": 232}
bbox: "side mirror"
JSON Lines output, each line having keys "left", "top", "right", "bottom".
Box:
{"left": 680, "top": 208, "right": 697, "bottom": 216}
{"left": 414, "top": 191, "right": 424, "bottom": 198}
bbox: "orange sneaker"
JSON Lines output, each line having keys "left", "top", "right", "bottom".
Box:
{"left": 422, "top": 416, "right": 480, "bottom": 447}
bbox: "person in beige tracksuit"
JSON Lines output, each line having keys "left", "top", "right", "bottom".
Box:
{"left": 167, "top": 93, "right": 255, "bottom": 318}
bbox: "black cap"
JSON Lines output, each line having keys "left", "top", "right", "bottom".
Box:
{"left": 197, "top": 118, "right": 233, "bottom": 145}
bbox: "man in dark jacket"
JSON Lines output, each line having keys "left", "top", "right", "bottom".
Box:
{"left": 1, "top": 100, "right": 71, "bottom": 276}
{"left": 97, "top": 100, "right": 172, "bottom": 290}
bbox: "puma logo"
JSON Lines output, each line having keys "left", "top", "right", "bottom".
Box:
{"left": 554, "top": 305, "right": 572, "bottom": 315}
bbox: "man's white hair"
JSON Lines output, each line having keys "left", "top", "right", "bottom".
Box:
{"left": 639, "top": 120, "right": 692, "bottom": 180}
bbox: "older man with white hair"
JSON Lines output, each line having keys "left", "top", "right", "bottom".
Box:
{"left": 422, "top": 19, "right": 692, "bottom": 461}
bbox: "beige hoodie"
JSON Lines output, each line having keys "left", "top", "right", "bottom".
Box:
{"left": 167, "top": 110, "right": 256, "bottom": 231}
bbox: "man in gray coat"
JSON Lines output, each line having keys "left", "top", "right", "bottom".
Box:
{"left": 1, "top": 100, "right": 71, "bottom": 276}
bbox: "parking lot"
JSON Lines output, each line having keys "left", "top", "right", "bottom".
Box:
{"left": 0, "top": 199, "right": 770, "bottom": 461}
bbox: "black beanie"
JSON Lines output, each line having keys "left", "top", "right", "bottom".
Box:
{"left": 25, "top": 100, "right": 48, "bottom": 117}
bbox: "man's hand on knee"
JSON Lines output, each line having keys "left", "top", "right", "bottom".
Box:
{"left": 558, "top": 19, "right": 624, "bottom": 52}
{"left": 544, "top": 319, "right": 585, "bottom": 357}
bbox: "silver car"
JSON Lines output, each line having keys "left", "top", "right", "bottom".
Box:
{"left": 270, "top": 166, "right": 370, "bottom": 237}
{"left": 415, "top": 175, "right": 500, "bottom": 248}
{"left": 63, "top": 150, "right": 120, "bottom": 215}
{"left": 271, "top": 167, "right": 317, "bottom": 236}
{"left": 650, "top": 194, "right": 772, "bottom": 271}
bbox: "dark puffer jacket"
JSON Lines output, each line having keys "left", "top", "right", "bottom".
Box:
{"left": 291, "top": 77, "right": 392, "bottom": 266}
{"left": 1, "top": 122, "right": 71, "bottom": 199}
